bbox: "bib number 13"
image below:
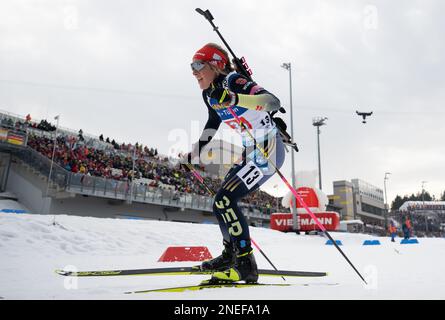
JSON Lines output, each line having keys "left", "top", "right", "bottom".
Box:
{"left": 236, "top": 161, "right": 264, "bottom": 190}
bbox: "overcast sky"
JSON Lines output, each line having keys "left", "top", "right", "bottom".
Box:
{"left": 1, "top": 0, "right": 444, "bottom": 203}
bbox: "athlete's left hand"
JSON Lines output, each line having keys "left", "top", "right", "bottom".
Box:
{"left": 209, "top": 88, "right": 238, "bottom": 107}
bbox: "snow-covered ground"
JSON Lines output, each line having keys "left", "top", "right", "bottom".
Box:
{"left": 1, "top": 200, "right": 445, "bottom": 300}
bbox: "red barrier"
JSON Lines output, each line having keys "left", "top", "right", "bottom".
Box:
{"left": 270, "top": 212, "right": 340, "bottom": 232}
{"left": 158, "top": 246, "right": 213, "bottom": 262}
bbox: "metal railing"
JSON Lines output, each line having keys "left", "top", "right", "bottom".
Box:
{"left": 66, "top": 172, "right": 214, "bottom": 211}
{"left": 12, "top": 145, "right": 214, "bottom": 211}
{"left": 17, "top": 146, "right": 69, "bottom": 189}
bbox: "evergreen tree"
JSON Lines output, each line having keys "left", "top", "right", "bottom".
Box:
{"left": 392, "top": 195, "right": 405, "bottom": 210}
{"left": 419, "top": 191, "right": 433, "bottom": 201}
{"left": 392, "top": 190, "right": 442, "bottom": 211}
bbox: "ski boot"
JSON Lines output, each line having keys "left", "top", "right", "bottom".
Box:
{"left": 200, "top": 240, "right": 236, "bottom": 272}
{"left": 210, "top": 249, "right": 258, "bottom": 284}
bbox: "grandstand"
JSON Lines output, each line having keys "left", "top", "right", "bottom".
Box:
{"left": 399, "top": 201, "right": 445, "bottom": 213}
{"left": 391, "top": 201, "right": 445, "bottom": 237}
{"left": 0, "top": 110, "right": 287, "bottom": 226}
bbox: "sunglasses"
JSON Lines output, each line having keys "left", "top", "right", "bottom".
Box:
{"left": 191, "top": 61, "right": 206, "bottom": 72}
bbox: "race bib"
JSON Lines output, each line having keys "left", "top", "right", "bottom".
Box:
{"left": 236, "top": 161, "right": 264, "bottom": 190}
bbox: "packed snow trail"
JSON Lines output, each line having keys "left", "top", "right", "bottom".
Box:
{"left": 1, "top": 212, "right": 445, "bottom": 299}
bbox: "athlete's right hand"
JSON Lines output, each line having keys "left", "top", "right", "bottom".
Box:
{"left": 209, "top": 87, "right": 238, "bottom": 108}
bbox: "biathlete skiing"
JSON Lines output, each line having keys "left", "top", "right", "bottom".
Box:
{"left": 56, "top": 9, "right": 367, "bottom": 291}
{"left": 182, "top": 43, "right": 286, "bottom": 283}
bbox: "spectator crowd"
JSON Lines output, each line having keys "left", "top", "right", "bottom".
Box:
{"left": 1, "top": 115, "right": 56, "bottom": 133}
{"left": 1, "top": 113, "right": 287, "bottom": 214}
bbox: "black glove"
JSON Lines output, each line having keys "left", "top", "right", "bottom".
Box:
{"left": 209, "top": 87, "right": 238, "bottom": 107}
{"left": 272, "top": 116, "right": 287, "bottom": 131}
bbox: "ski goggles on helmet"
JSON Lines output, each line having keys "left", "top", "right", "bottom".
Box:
{"left": 191, "top": 61, "right": 206, "bottom": 72}
{"left": 193, "top": 45, "right": 227, "bottom": 70}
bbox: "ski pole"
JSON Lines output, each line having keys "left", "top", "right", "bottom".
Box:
{"left": 183, "top": 162, "right": 216, "bottom": 196}
{"left": 250, "top": 238, "right": 285, "bottom": 281}
{"left": 195, "top": 8, "right": 365, "bottom": 284}
{"left": 182, "top": 162, "right": 285, "bottom": 280}
{"left": 226, "top": 107, "right": 368, "bottom": 285}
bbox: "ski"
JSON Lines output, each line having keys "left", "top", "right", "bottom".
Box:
{"left": 125, "top": 281, "right": 339, "bottom": 294}
{"left": 125, "top": 282, "right": 290, "bottom": 294}
{"left": 55, "top": 266, "right": 327, "bottom": 278}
